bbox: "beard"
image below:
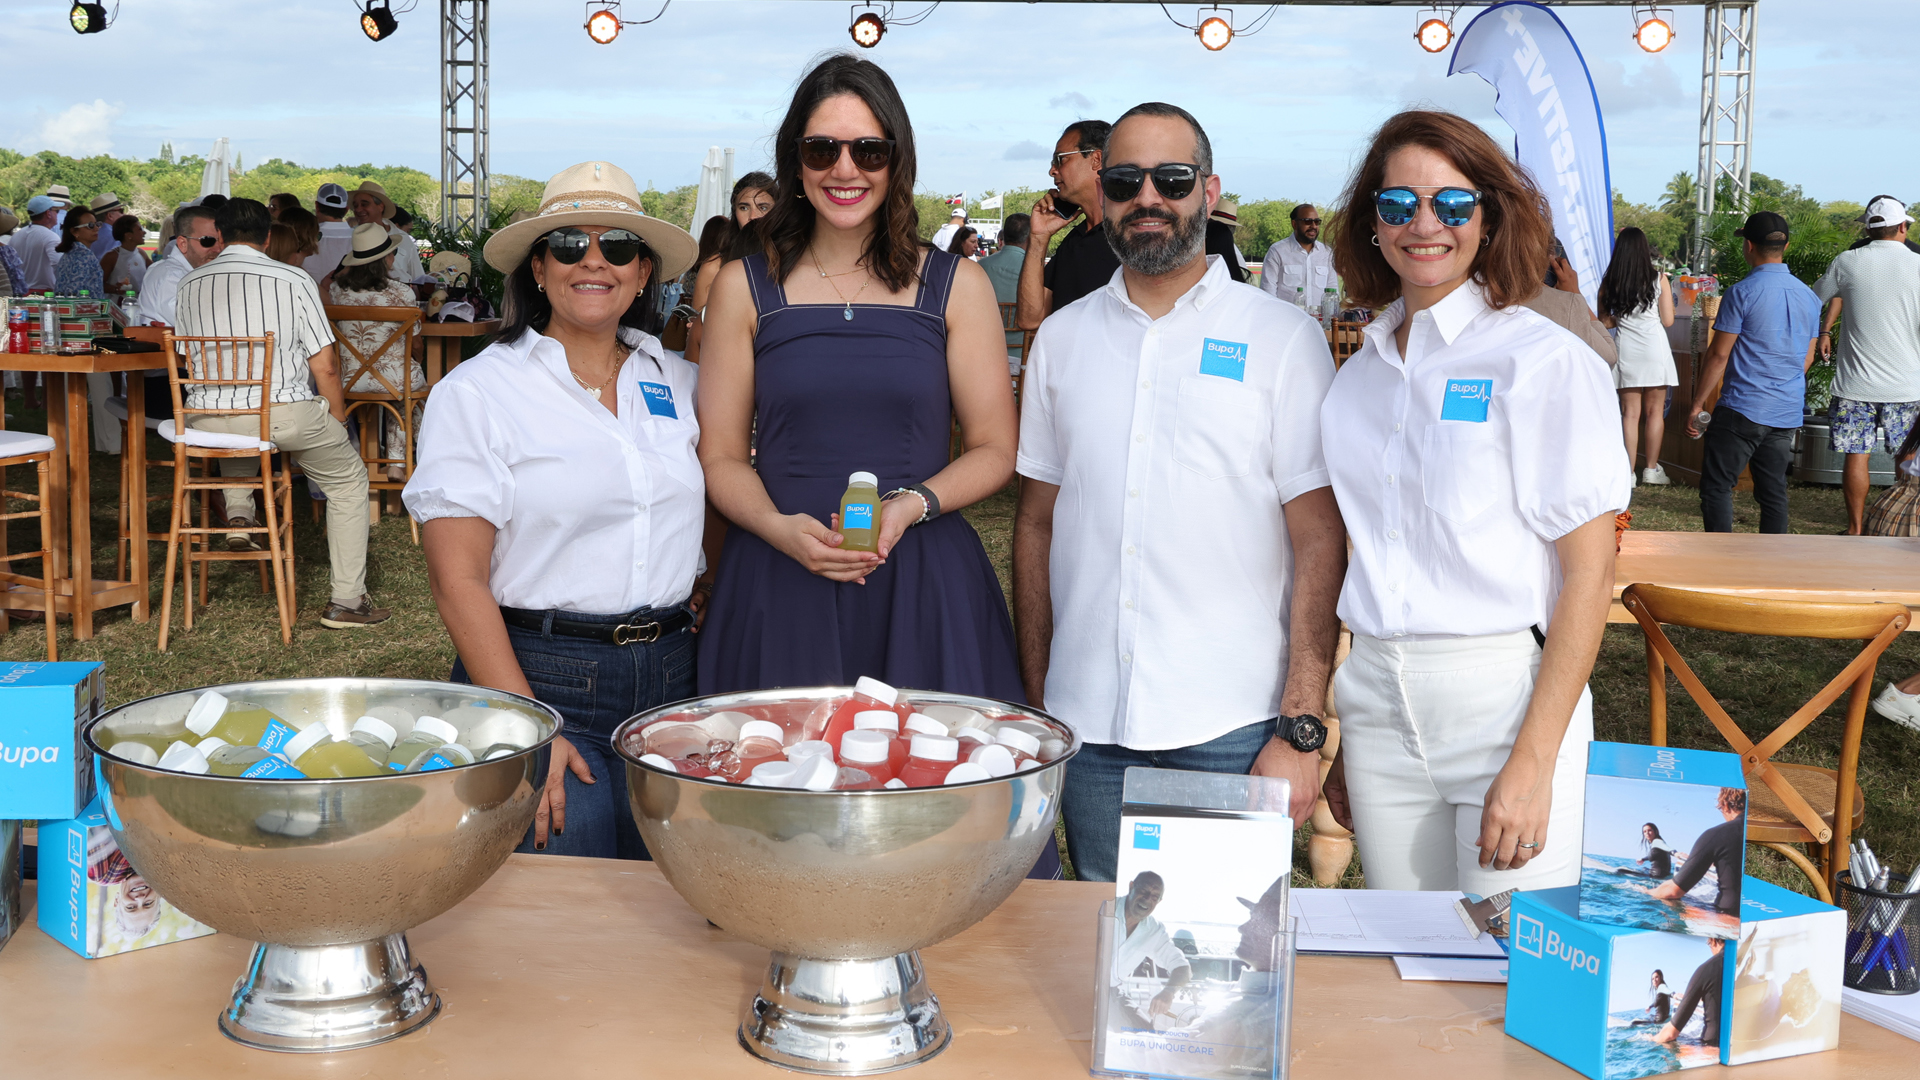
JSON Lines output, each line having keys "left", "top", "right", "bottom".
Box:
{"left": 1103, "top": 198, "right": 1209, "bottom": 277}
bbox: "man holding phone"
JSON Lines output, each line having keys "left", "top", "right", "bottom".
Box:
{"left": 1016, "top": 120, "right": 1120, "bottom": 330}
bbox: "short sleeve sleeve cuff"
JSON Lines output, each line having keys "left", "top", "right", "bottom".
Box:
{"left": 401, "top": 379, "right": 514, "bottom": 529}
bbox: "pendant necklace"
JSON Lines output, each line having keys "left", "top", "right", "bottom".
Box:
{"left": 569, "top": 344, "right": 627, "bottom": 401}
{"left": 811, "top": 248, "right": 871, "bottom": 321}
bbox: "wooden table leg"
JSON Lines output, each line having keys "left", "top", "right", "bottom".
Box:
{"left": 43, "top": 374, "right": 70, "bottom": 584}
{"left": 425, "top": 337, "right": 445, "bottom": 386}
{"left": 67, "top": 372, "right": 95, "bottom": 640}
{"left": 127, "top": 373, "right": 149, "bottom": 622}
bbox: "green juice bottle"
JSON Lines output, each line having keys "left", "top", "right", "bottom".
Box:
{"left": 838, "top": 471, "right": 881, "bottom": 554}
{"left": 281, "top": 724, "right": 386, "bottom": 778}
{"left": 182, "top": 690, "right": 301, "bottom": 756}
{"left": 386, "top": 715, "right": 460, "bottom": 771}
{"left": 195, "top": 737, "right": 306, "bottom": 778}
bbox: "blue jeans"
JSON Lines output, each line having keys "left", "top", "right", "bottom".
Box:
{"left": 450, "top": 606, "right": 697, "bottom": 860}
{"left": 1061, "top": 720, "right": 1276, "bottom": 882}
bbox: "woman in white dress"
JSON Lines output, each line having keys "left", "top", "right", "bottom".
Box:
{"left": 1598, "top": 227, "right": 1677, "bottom": 484}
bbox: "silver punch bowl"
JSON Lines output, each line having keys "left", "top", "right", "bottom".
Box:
{"left": 85, "top": 678, "right": 559, "bottom": 1053}
{"left": 613, "top": 687, "right": 1079, "bottom": 1075}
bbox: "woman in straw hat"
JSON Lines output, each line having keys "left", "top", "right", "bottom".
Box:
{"left": 330, "top": 222, "right": 425, "bottom": 478}
{"left": 349, "top": 180, "right": 426, "bottom": 283}
{"left": 695, "top": 55, "right": 1024, "bottom": 703}
{"left": 405, "top": 161, "right": 707, "bottom": 860}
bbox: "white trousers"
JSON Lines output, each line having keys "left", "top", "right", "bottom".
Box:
{"left": 1334, "top": 630, "right": 1592, "bottom": 895}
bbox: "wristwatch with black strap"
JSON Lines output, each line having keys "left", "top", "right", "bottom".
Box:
{"left": 1275, "top": 713, "right": 1328, "bottom": 753}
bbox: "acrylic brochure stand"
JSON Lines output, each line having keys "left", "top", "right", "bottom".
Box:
{"left": 1093, "top": 767, "right": 1297, "bottom": 1080}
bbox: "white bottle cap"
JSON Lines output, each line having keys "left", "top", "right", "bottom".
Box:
{"left": 849, "top": 470, "right": 878, "bottom": 487}
{"left": 971, "top": 744, "right": 1017, "bottom": 777}
{"left": 852, "top": 676, "right": 898, "bottom": 706}
{"left": 158, "top": 741, "right": 209, "bottom": 775}
{"left": 351, "top": 717, "right": 398, "bottom": 748}
{"left": 786, "top": 740, "right": 834, "bottom": 761}
{"left": 1040, "top": 738, "right": 1067, "bottom": 760}
{"left": 995, "top": 728, "right": 1042, "bottom": 757}
{"left": 1016, "top": 758, "right": 1042, "bottom": 772}
{"left": 917, "top": 704, "right": 984, "bottom": 730}
{"left": 195, "top": 736, "right": 231, "bottom": 754}
{"left": 366, "top": 705, "right": 416, "bottom": 736}
{"left": 701, "top": 711, "right": 752, "bottom": 744}
{"left": 325, "top": 717, "right": 352, "bottom": 741}
{"left": 853, "top": 710, "right": 900, "bottom": 733}
{"left": 282, "top": 723, "right": 333, "bottom": 762}
{"left": 799, "top": 754, "right": 841, "bottom": 791}
{"left": 909, "top": 734, "right": 959, "bottom": 763}
{"left": 840, "top": 730, "right": 892, "bottom": 766}
{"left": 943, "top": 762, "right": 991, "bottom": 785}
{"left": 739, "top": 719, "right": 786, "bottom": 744}
{"left": 484, "top": 747, "right": 516, "bottom": 761}
{"left": 412, "top": 715, "right": 459, "bottom": 744}
{"left": 639, "top": 753, "right": 679, "bottom": 773}
{"left": 882, "top": 778, "right": 908, "bottom": 789}
{"left": 182, "top": 690, "right": 230, "bottom": 736}
{"left": 108, "top": 741, "right": 160, "bottom": 766}
{"left": 751, "top": 760, "right": 802, "bottom": 786}
{"left": 904, "top": 713, "right": 948, "bottom": 737}
{"left": 954, "top": 726, "right": 995, "bottom": 746}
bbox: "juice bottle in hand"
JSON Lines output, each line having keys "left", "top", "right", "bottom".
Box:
{"left": 896, "top": 734, "right": 961, "bottom": 788}
{"left": 838, "top": 471, "right": 881, "bottom": 553}
{"left": 822, "top": 677, "right": 899, "bottom": 757}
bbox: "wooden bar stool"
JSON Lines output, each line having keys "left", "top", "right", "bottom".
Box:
{"left": 326, "top": 305, "right": 425, "bottom": 543}
{"left": 157, "top": 332, "right": 298, "bottom": 650}
{"left": 0, "top": 430, "right": 60, "bottom": 660}
{"left": 105, "top": 390, "right": 173, "bottom": 581}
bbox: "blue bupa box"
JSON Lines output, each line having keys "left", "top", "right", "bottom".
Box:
{"left": 37, "top": 796, "right": 217, "bottom": 958}
{"left": 1508, "top": 886, "right": 1731, "bottom": 1080}
{"left": 1580, "top": 742, "right": 1747, "bottom": 940}
{"left": 1726, "top": 877, "right": 1843, "bottom": 1065}
{"left": 0, "top": 661, "right": 104, "bottom": 820}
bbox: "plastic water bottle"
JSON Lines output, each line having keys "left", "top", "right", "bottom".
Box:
{"left": 1294, "top": 285, "right": 1308, "bottom": 311}
{"left": 123, "top": 289, "right": 140, "bottom": 327}
{"left": 1321, "top": 288, "right": 1339, "bottom": 329}
{"left": 1689, "top": 411, "right": 1713, "bottom": 440}
{"left": 39, "top": 302, "right": 58, "bottom": 354}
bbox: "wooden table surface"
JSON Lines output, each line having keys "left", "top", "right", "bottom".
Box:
{"left": 420, "top": 317, "right": 500, "bottom": 385}
{"left": 2, "top": 858, "right": 1910, "bottom": 1078}
{"left": 1612, "top": 531, "right": 1920, "bottom": 625}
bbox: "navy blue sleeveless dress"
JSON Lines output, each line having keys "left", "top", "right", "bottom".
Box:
{"left": 697, "top": 250, "right": 1025, "bottom": 703}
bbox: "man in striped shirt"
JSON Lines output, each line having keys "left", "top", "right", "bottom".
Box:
{"left": 176, "top": 197, "right": 391, "bottom": 628}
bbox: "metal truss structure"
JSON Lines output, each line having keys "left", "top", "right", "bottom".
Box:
{"left": 440, "top": 0, "right": 490, "bottom": 237}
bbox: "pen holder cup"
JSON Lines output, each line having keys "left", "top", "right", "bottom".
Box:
{"left": 1838, "top": 870, "right": 1919, "bottom": 995}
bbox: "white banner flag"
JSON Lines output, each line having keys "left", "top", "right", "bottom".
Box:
{"left": 1450, "top": 1, "right": 1614, "bottom": 313}
{"left": 978, "top": 194, "right": 1004, "bottom": 211}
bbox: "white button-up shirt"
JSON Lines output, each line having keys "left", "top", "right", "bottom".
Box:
{"left": 1260, "top": 236, "right": 1336, "bottom": 306}
{"left": 1018, "top": 256, "right": 1334, "bottom": 750}
{"left": 138, "top": 246, "right": 190, "bottom": 326}
{"left": 10, "top": 223, "right": 61, "bottom": 292}
{"left": 304, "top": 220, "right": 354, "bottom": 288}
{"left": 1321, "top": 283, "right": 1630, "bottom": 641}
{"left": 404, "top": 326, "right": 706, "bottom": 614}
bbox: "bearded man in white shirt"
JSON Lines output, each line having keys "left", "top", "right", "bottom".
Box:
{"left": 1260, "top": 203, "right": 1336, "bottom": 305}
{"left": 1014, "top": 102, "right": 1346, "bottom": 882}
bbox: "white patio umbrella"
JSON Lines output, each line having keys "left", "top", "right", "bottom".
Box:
{"left": 198, "top": 137, "right": 232, "bottom": 199}
{"left": 689, "top": 146, "right": 734, "bottom": 240}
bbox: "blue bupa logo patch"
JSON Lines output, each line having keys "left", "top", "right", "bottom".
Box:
{"left": 1440, "top": 378, "right": 1493, "bottom": 422}
{"left": 1199, "top": 338, "right": 1248, "bottom": 382}
{"left": 638, "top": 381, "right": 677, "bottom": 419}
{"left": 842, "top": 503, "right": 874, "bottom": 530}
{"left": 1513, "top": 913, "right": 1544, "bottom": 958}
{"left": 1132, "top": 822, "right": 1161, "bottom": 850}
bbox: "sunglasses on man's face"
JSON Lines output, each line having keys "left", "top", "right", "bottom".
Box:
{"left": 1098, "top": 163, "right": 1202, "bottom": 205}
{"left": 183, "top": 234, "right": 219, "bottom": 248}
{"left": 542, "top": 227, "right": 647, "bottom": 266}
{"left": 798, "top": 136, "right": 895, "bottom": 173}
{"left": 1051, "top": 147, "right": 1096, "bottom": 170}
{"left": 1373, "top": 187, "right": 1483, "bottom": 228}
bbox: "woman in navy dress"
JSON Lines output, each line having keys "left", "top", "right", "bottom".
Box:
{"left": 696, "top": 55, "right": 1023, "bottom": 703}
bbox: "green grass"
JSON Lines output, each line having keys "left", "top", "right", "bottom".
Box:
{"left": 6, "top": 395, "right": 1915, "bottom": 898}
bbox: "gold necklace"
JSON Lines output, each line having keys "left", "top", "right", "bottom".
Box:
{"left": 568, "top": 344, "right": 627, "bottom": 402}
{"left": 811, "top": 248, "right": 871, "bottom": 321}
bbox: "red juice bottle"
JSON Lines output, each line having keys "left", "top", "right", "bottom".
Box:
{"left": 821, "top": 677, "right": 900, "bottom": 757}
{"left": 732, "top": 720, "right": 788, "bottom": 777}
{"left": 852, "top": 711, "right": 909, "bottom": 774}
{"left": 835, "top": 767, "right": 884, "bottom": 791}
{"left": 994, "top": 728, "right": 1042, "bottom": 767}
{"left": 896, "top": 734, "right": 961, "bottom": 788}
{"left": 839, "top": 730, "right": 897, "bottom": 785}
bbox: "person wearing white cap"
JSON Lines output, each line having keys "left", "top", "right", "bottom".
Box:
{"left": 304, "top": 182, "right": 355, "bottom": 288}
{"left": 1814, "top": 195, "right": 1920, "bottom": 533}
{"left": 930, "top": 205, "right": 966, "bottom": 254}
{"left": 10, "top": 195, "right": 63, "bottom": 292}
{"left": 406, "top": 160, "right": 707, "bottom": 859}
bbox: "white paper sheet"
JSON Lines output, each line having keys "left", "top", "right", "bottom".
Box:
{"left": 1842, "top": 987, "right": 1920, "bottom": 1043}
{"left": 1392, "top": 955, "right": 1510, "bottom": 983}
{"left": 1288, "top": 889, "right": 1508, "bottom": 958}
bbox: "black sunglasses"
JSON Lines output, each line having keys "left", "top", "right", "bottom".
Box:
{"left": 183, "top": 234, "right": 219, "bottom": 248}
{"left": 798, "top": 136, "right": 896, "bottom": 173}
{"left": 541, "top": 227, "right": 647, "bottom": 266}
{"left": 1373, "top": 187, "right": 1483, "bottom": 228}
{"left": 1099, "top": 163, "right": 1202, "bottom": 204}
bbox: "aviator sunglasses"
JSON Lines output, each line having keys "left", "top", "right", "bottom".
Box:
{"left": 542, "top": 227, "right": 647, "bottom": 266}
{"left": 798, "top": 136, "right": 896, "bottom": 173}
{"left": 1373, "top": 187, "right": 1483, "bottom": 228}
{"left": 1098, "top": 163, "right": 1201, "bottom": 204}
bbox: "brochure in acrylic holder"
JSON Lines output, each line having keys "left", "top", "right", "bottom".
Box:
{"left": 1093, "top": 767, "right": 1297, "bottom": 1080}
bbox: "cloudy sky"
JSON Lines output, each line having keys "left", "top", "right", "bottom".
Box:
{"left": 1, "top": 0, "right": 1907, "bottom": 208}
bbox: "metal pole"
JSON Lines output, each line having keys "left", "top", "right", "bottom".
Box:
{"left": 440, "top": 0, "right": 490, "bottom": 237}
{"left": 1693, "top": 0, "right": 1756, "bottom": 271}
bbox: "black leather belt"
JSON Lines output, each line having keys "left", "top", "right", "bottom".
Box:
{"left": 498, "top": 605, "right": 693, "bottom": 645}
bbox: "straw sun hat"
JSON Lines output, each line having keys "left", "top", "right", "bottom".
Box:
{"left": 339, "top": 223, "right": 399, "bottom": 267}
{"left": 483, "top": 161, "right": 697, "bottom": 281}
{"left": 349, "top": 181, "right": 399, "bottom": 221}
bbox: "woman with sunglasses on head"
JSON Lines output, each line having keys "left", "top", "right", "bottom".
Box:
{"left": 53, "top": 209, "right": 105, "bottom": 296}
{"left": 696, "top": 55, "right": 1024, "bottom": 706}
{"left": 685, "top": 172, "right": 776, "bottom": 364}
{"left": 406, "top": 161, "right": 711, "bottom": 860}
{"left": 1318, "top": 111, "right": 1630, "bottom": 894}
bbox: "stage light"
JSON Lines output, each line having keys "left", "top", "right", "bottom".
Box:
{"left": 361, "top": 0, "right": 398, "bottom": 41}
{"left": 1416, "top": 17, "right": 1453, "bottom": 53}
{"left": 586, "top": 3, "right": 622, "bottom": 44}
{"left": 69, "top": 2, "right": 110, "bottom": 34}
{"left": 1197, "top": 13, "right": 1233, "bottom": 51}
{"left": 1634, "top": 7, "right": 1674, "bottom": 52}
{"left": 850, "top": 10, "right": 886, "bottom": 48}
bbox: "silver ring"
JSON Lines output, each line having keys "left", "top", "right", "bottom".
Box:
{"left": 1517, "top": 842, "right": 1541, "bottom": 849}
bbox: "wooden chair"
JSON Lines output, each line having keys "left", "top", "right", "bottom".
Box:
{"left": 104, "top": 391, "right": 173, "bottom": 581}
{"left": 0, "top": 430, "right": 60, "bottom": 660}
{"left": 326, "top": 305, "right": 425, "bottom": 543}
{"left": 157, "top": 332, "right": 297, "bottom": 650}
{"left": 1327, "top": 323, "right": 1366, "bottom": 366}
{"left": 1622, "top": 582, "right": 1909, "bottom": 901}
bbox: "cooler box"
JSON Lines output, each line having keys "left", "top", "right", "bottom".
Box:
{"left": 0, "top": 662, "right": 104, "bottom": 820}
{"left": 1581, "top": 742, "right": 1747, "bottom": 939}
{"left": 1727, "top": 877, "right": 1843, "bottom": 1065}
{"left": 36, "top": 796, "right": 217, "bottom": 958}
{"left": 1508, "top": 886, "right": 1731, "bottom": 1080}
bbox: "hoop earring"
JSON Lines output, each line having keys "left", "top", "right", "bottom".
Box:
{"left": 1369, "top": 234, "right": 1380, "bottom": 247}
{"left": 1481, "top": 235, "right": 1492, "bottom": 247}
{"left": 536, "top": 282, "right": 545, "bottom": 292}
